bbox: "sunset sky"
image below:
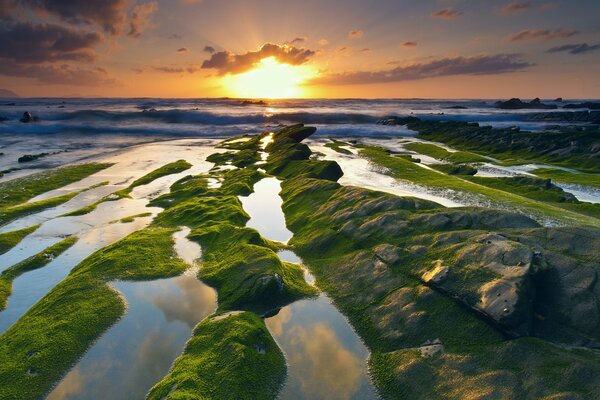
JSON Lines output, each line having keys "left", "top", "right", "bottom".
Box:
{"left": 1, "top": 0, "right": 599, "bottom": 98}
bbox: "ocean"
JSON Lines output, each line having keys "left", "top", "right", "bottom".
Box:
{"left": 0, "top": 97, "right": 596, "bottom": 180}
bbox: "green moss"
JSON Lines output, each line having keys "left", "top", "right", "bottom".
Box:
{"left": 0, "top": 225, "right": 40, "bottom": 256}
{"left": 0, "top": 237, "right": 77, "bottom": 310}
{"left": 0, "top": 163, "right": 112, "bottom": 209}
{"left": 532, "top": 168, "right": 600, "bottom": 188}
{"left": 324, "top": 139, "right": 353, "bottom": 155}
{"left": 359, "top": 144, "right": 600, "bottom": 227}
{"left": 407, "top": 120, "right": 600, "bottom": 172}
{"left": 111, "top": 212, "right": 153, "bottom": 224}
{"left": 404, "top": 142, "right": 489, "bottom": 163}
{"left": 0, "top": 227, "right": 187, "bottom": 399}
{"left": 147, "top": 312, "right": 285, "bottom": 400}
{"left": 464, "top": 176, "right": 578, "bottom": 203}
{"left": 63, "top": 160, "right": 192, "bottom": 217}
{"left": 0, "top": 181, "right": 111, "bottom": 226}
{"left": 127, "top": 159, "right": 191, "bottom": 191}
{"left": 430, "top": 163, "right": 477, "bottom": 175}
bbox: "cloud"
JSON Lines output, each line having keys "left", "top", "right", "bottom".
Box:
{"left": 181, "top": 0, "right": 203, "bottom": 4}
{"left": 177, "top": 47, "right": 188, "bottom": 52}
{"left": 201, "top": 43, "right": 315, "bottom": 75}
{"left": 508, "top": 28, "right": 579, "bottom": 42}
{"left": 289, "top": 36, "right": 307, "bottom": 44}
{"left": 0, "top": 0, "right": 17, "bottom": 18}
{"left": 0, "top": 60, "right": 115, "bottom": 85}
{"left": 402, "top": 41, "right": 418, "bottom": 48}
{"left": 128, "top": 2, "right": 158, "bottom": 38}
{"left": 547, "top": 43, "right": 600, "bottom": 55}
{"left": 359, "top": 48, "right": 370, "bottom": 52}
{"left": 431, "top": 8, "right": 462, "bottom": 20}
{"left": 203, "top": 45, "right": 215, "bottom": 54}
{"left": 0, "top": 21, "right": 102, "bottom": 63}
{"left": 153, "top": 65, "right": 202, "bottom": 74}
{"left": 501, "top": 2, "right": 530, "bottom": 15}
{"left": 348, "top": 30, "right": 364, "bottom": 39}
{"left": 24, "top": 0, "right": 129, "bottom": 35}
{"left": 317, "top": 38, "right": 329, "bottom": 46}
{"left": 314, "top": 54, "right": 531, "bottom": 85}
{"left": 168, "top": 33, "right": 182, "bottom": 40}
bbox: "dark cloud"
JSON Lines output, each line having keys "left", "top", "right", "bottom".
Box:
{"left": 153, "top": 65, "right": 201, "bottom": 74}
{"left": 501, "top": 2, "right": 530, "bottom": 15}
{"left": 289, "top": 37, "right": 307, "bottom": 44}
{"left": 177, "top": 47, "right": 188, "bottom": 52}
{"left": 0, "top": 60, "right": 115, "bottom": 85}
{"left": 128, "top": 2, "right": 158, "bottom": 38}
{"left": 201, "top": 43, "right": 315, "bottom": 75}
{"left": 359, "top": 48, "right": 370, "bottom": 52}
{"left": 402, "top": 41, "right": 418, "bottom": 48}
{"left": 0, "top": 21, "right": 102, "bottom": 63}
{"left": 348, "top": 30, "right": 364, "bottom": 39}
{"left": 24, "top": 0, "right": 129, "bottom": 35}
{"left": 315, "top": 54, "right": 531, "bottom": 85}
{"left": 0, "top": 0, "right": 17, "bottom": 18}
{"left": 203, "top": 46, "right": 216, "bottom": 54}
{"left": 547, "top": 43, "right": 600, "bottom": 55}
{"left": 508, "top": 28, "right": 579, "bottom": 42}
{"left": 431, "top": 8, "right": 462, "bottom": 20}
{"left": 168, "top": 33, "right": 182, "bottom": 40}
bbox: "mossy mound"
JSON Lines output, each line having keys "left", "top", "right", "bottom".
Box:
{"left": 147, "top": 311, "right": 286, "bottom": 400}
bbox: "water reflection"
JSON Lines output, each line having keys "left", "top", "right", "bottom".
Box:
{"left": 266, "top": 295, "right": 378, "bottom": 400}
{"left": 47, "top": 229, "right": 216, "bottom": 400}
{"left": 239, "top": 177, "right": 293, "bottom": 243}
{"left": 0, "top": 217, "right": 154, "bottom": 334}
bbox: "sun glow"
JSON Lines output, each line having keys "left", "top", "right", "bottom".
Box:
{"left": 222, "top": 57, "right": 316, "bottom": 99}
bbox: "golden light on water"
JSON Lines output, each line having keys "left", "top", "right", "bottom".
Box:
{"left": 222, "top": 57, "right": 316, "bottom": 99}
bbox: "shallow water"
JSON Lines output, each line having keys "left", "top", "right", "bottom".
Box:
{"left": 239, "top": 177, "right": 293, "bottom": 243}
{"left": 310, "top": 140, "right": 464, "bottom": 207}
{"left": 0, "top": 216, "right": 154, "bottom": 334}
{"left": 47, "top": 228, "right": 216, "bottom": 400}
{"left": 240, "top": 177, "right": 378, "bottom": 399}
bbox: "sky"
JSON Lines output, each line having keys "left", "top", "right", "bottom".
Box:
{"left": 0, "top": 0, "right": 599, "bottom": 98}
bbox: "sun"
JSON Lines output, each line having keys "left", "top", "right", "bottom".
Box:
{"left": 222, "top": 57, "right": 316, "bottom": 99}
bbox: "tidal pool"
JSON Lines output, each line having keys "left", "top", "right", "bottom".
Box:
{"left": 0, "top": 216, "right": 155, "bottom": 334}
{"left": 240, "top": 177, "right": 379, "bottom": 399}
{"left": 239, "top": 177, "right": 293, "bottom": 243}
{"left": 310, "top": 140, "right": 464, "bottom": 207}
{"left": 47, "top": 228, "right": 216, "bottom": 400}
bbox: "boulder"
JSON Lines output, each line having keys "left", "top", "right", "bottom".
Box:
{"left": 20, "top": 111, "right": 37, "bottom": 123}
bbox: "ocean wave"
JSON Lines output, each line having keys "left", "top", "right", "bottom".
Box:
{"left": 27, "top": 109, "right": 381, "bottom": 125}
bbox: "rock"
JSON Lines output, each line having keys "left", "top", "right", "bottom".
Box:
{"left": 241, "top": 100, "right": 267, "bottom": 106}
{"left": 0, "top": 116, "right": 7, "bottom": 122}
{"left": 419, "top": 340, "right": 444, "bottom": 357}
{"left": 374, "top": 244, "right": 403, "bottom": 265}
{"left": 20, "top": 111, "right": 38, "bottom": 123}
{"left": 377, "top": 116, "right": 421, "bottom": 126}
{"left": 495, "top": 98, "right": 557, "bottom": 110}
{"left": 554, "top": 97, "right": 563, "bottom": 102}
{"left": 421, "top": 260, "right": 449, "bottom": 284}
{"left": 563, "top": 102, "right": 600, "bottom": 110}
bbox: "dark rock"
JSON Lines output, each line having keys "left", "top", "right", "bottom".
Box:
{"left": 563, "top": 102, "right": 600, "bottom": 110}
{"left": 18, "top": 153, "right": 50, "bottom": 163}
{"left": 495, "top": 98, "right": 557, "bottom": 110}
{"left": 444, "top": 105, "right": 468, "bottom": 109}
{"left": 241, "top": 100, "right": 267, "bottom": 106}
{"left": 554, "top": 97, "right": 563, "bottom": 102}
{"left": 20, "top": 111, "right": 39, "bottom": 123}
{"left": 0, "top": 116, "right": 7, "bottom": 122}
{"left": 377, "top": 116, "right": 421, "bottom": 126}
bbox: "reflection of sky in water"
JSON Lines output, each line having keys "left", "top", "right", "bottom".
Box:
{"left": 239, "top": 177, "right": 293, "bottom": 243}
{"left": 266, "top": 295, "right": 378, "bottom": 400}
{"left": 0, "top": 217, "right": 154, "bottom": 334}
{"left": 48, "top": 231, "right": 216, "bottom": 400}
